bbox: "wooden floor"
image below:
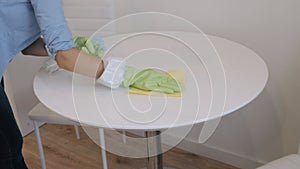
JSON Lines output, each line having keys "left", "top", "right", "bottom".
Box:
{"left": 23, "top": 124, "right": 240, "bottom": 169}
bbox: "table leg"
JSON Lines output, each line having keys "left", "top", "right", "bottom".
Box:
{"left": 146, "top": 131, "right": 163, "bottom": 169}
{"left": 99, "top": 128, "right": 108, "bottom": 169}
{"left": 143, "top": 131, "right": 177, "bottom": 169}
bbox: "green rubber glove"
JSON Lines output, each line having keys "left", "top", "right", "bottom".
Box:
{"left": 73, "top": 36, "right": 106, "bottom": 58}
{"left": 123, "top": 67, "right": 182, "bottom": 94}
{"left": 73, "top": 36, "right": 88, "bottom": 49}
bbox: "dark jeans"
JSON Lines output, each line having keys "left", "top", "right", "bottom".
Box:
{"left": 1, "top": 78, "right": 3, "bottom": 88}
{"left": 0, "top": 78, "right": 28, "bottom": 169}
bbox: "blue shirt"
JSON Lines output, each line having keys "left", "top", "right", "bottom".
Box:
{"left": 0, "top": 0, "right": 75, "bottom": 79}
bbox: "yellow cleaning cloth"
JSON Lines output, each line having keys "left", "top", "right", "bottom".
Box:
{"left": 128, "top": 70, "right": 186, "bottom": 97}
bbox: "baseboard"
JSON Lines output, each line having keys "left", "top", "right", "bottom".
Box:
{"left": 22, "top": 122, "right": 46, "bottom": 137}
{"left": 126, "top": 130, "right": 264, "bottom": 168}
{"left": 163, "top": 134, "right": 264, "bottom": 169}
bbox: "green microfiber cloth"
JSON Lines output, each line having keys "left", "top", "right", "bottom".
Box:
{"left": 123, "top": 67, "right": 182, "bottom": 94}
{"left": 73, "top": 36, "right": 106, "bottom": 58}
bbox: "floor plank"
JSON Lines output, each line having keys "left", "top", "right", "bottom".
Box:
{"left": 23, "top": 124, "right": 240, "bottom": 169}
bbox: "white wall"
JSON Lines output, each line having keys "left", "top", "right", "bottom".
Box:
{"left": 113, "top": 0, "right": 300, "bottom": 167}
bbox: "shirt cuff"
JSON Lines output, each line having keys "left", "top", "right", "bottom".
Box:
{"left": 45, "top": 24, "right": 75, "bottom": 58}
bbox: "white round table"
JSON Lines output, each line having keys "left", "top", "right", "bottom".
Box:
{"left": 34, "top": 32, "right": 268, "bottom": 169}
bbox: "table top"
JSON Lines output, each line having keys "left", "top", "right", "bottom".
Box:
{"left": 34, "top": 32, "right": 268, "bottom": 131}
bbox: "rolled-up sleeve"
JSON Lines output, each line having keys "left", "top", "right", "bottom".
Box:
{"left": 29, "top": 0, "right": 75, "bottom": 58}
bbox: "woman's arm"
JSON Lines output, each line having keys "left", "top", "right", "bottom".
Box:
{"left": 56, "top": 48, "right": 104, "bottom": 79}
{"left": 28, "top": 0, "right": 104, "bottom": 79}
{"left": 22, "top": 37, "right": 104, "bottom": 78}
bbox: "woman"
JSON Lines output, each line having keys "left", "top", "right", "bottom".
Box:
{"left": 0, "top": 0, "right": 104, "bottom": 168}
